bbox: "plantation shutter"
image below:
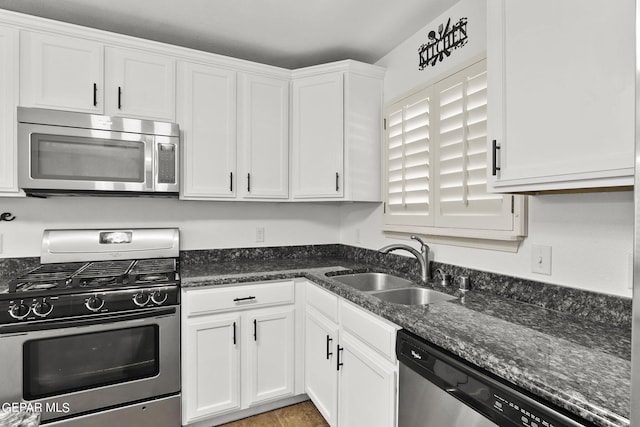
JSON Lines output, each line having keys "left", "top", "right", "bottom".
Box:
{"left": 434, "top": 59, "right": 513, "bottom": 230}
{"left": 384, "top": 89, "right": 433, "bottom": 226}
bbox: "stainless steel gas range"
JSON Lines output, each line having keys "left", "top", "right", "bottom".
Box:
{"left": 0, "top": 228, "right": 181, "bottom": 426}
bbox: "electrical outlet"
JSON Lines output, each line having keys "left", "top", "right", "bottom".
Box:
{"left": 531, "top": 245, "right": 552, "bottom": 275}
{"left": 255, "top": 227, "right": 265, "bottom": 243}
{"left": 355, "top": 228, "right": 361, "bottom": 244}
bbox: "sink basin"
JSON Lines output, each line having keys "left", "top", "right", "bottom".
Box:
{"left": 330, "top": 272, "right": 414, "bottom": 292}
{"left": 370, "top": 287, "right": 456, "bottom": 305}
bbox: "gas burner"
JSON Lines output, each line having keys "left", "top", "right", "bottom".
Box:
{"left": 136, "top": 274, "right": 170, "bottom": 284}
{"left": 78, "top": 276, "right": 121, "bottom": 288}
{"left": 19, "top": 282, "right": 59, "bottom": 291}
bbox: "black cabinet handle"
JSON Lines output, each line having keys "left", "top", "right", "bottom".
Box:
{"left": 336, "top": 345, "right": 344, "bottom": 370}
{"left": 335, "top": 172, "right": 340, "bottom": 192}
{"left": 253, "top": 319, "right": 257, "bottom": 341}
{"left": 233, "top": 296, "right": 256, "bottom": 302}
{"left": 93, "top": 83, "right": 97, "bottom": 107}
{"left": 247, "top": 173, "right": 251, "bottom": 193}
{"left": 326, "top": 335, "right": 333, "bottom": 360}
{"left": 492, "top": 140, "right": 501, "bottom": 176}
{"left": 233, "top": 321, "right": 237, "bottom": 345}
{"left": 230, "top": 172, "right": 233, "bottom": 192}
{"left": 118, "top": 86, "right": 122, "bottom": 109}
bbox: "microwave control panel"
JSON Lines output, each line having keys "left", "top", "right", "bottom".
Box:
{"left": 157, "top": 143, "right": 176, "bottom": 184}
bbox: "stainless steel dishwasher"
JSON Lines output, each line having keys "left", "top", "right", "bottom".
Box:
{"left": 396, "top": 330, "right": 593, "bottom": 427}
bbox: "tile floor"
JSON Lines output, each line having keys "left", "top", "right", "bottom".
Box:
{"left": 217, "top": 401, "right": 329, "bottom": 427}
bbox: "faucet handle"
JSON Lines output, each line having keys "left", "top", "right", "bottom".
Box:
{"left": 410, "top": 235, "right": 427, "bottom": 247}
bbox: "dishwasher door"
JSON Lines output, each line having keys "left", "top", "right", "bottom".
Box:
{"left": 399, "top": 363, "right": 497, "bottom": 427}
{"left": 396, "top": 330, "right": 591, "bottom": 427}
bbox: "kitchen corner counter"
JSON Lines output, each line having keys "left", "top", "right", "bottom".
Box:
{"left": 181, "top": 256, "right": 631, "bottom": 427}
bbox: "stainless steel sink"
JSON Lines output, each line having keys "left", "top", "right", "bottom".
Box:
{"left": 370, "top": 287, "right": 456, "bottom": 305}
{"left": 329, "top": 272, "right": 414, "bottom": 292}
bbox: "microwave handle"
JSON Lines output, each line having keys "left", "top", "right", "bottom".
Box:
{"left": 145, "top": 136, "right": 155, "bottom": 191}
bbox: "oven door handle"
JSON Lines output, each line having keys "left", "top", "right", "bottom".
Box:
{"left": 0, "top": 307, "right": 176, "bottom": 335}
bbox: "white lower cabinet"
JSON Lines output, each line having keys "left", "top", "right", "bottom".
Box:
{"left": 304, "top": 282, "right": 399, "bottom": 427}
{"left": 243, "top": 306, "right": 295, "bottom": 406}
{"left": 183, "top": 279, "right": 398, "bottom": 427}
{"left": 182, "top": 281, "right": 296, "bottom": 425}
{"left": 337, "top": 332, "right": 397, "bottom": 427}
{"left": 304, "top": 306, "right": 339, "bottom": 425}
{"left": 184, "top": 313, "right": 242, "bottom": 420}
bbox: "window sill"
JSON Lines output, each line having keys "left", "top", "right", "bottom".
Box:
{"left": 383, "top": 224, "right": 525, "bottom": 253}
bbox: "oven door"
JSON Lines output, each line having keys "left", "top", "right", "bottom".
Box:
{"left": 0, "top": 307, "right": 179, "bottom": 423}
{"left": 18, "top": 123, "right": 154, "bottom": 193}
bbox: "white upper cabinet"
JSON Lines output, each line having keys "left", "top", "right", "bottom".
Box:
{"left": 20, "top": 31, "right": 104, "bottom": 114}
{"left": 238, "top": 73, "right": 289, "bottom": 199}
{"left": 292, "top": 72, "right": 345, "bottom": 199}
{"left": 0, "top": 25, "right": 19, "bottom": 195}
{"left": 178, "top": 61, "right": 237, "bottom": 200}
{"left": 292, "top": 62, "right": 384, "bottom": 201}
{"left": 105, "top": 47, "right": 175, "bottom": 121}
{"left": 487, "top": 0, "right": 635, "bottom": 193}
{"left": 5, "top": 11, "right": 386, "bottom": 203}
{"left": 20, "top": 31, "right": 175, "bottom": 121}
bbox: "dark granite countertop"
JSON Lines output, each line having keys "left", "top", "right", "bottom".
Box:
{"left": 181, "top": 257, "right": 631, "bottom": 427}
{"left": 1, "top": 246, "right": 629, "bottom": 427}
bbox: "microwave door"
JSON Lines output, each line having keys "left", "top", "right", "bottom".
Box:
{"left": 18, "top": 124, "right": 154, "bottom": 193}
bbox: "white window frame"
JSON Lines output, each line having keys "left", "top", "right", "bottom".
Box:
{"left": 383, "top": 57, "right": 527, "bottom": 252}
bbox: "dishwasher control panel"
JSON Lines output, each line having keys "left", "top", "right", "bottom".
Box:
{"left": 396, "top": 329, "right": 592, "bottom": 427}
{"left": 493, "top": 392, "right": 562, "bottom": 427}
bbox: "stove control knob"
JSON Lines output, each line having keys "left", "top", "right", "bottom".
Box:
{"left": 32, "top": 300, "right": 53, "bottom": 317}
{"left": 151, "top": 290, "right": 168, "bottom": 305}
{"left": 9, "top": 302, "right": 30, "bottom": 320}
{"left": 85, "top": 296, "right": 104, "bottom": 312}
{"left": 133, "top": 292, "right": 150, "bottom": 307}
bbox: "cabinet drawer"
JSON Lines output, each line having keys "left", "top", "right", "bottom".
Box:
{"left": 185, "top": 280, "right": 294, "bottom": 316}
{"left": 339, "top": 300, "right": 399, "bottom": 362}
{"left": 305, "top": 282, "right": 338, "bottom": 323}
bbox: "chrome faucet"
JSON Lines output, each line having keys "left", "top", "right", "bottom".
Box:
{"left": 378, "top": 235, "right": 431, "bottom": 282}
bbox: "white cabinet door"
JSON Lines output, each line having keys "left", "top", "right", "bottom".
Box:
{"left": 183, "top": 313, "right": 241, "bottom": 423}
{"left": 0, "top": 26, "right": 19, "bottom": 195}
{"left": 20, "top": 31, "right": 103, "bottom": 113}
{"left": 292, "top": 73, "right": 344, "bottom": 198}
{"left": 105, "top": 47, "right": 175, "bottom": 121}
{"left": 487, "top": 0, "right": 635, "bottom": 192}
{"left": 177, "top": 61, "right": 237, "bottom": 199}
{"left": 238, "top": 73, "right": 289, "bottom": 199}
{"left": 244, "top": 306, "right": 295, "bottom": 406}
{"left": 304, "top": 306, "right": 339, "bottom": 426}
{"left": 337, "top": 332, "right": 397, "bottom": 427}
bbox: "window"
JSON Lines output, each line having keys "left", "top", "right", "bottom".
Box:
{"left": 383, "top": 59, "right": 526, "bottom": 250}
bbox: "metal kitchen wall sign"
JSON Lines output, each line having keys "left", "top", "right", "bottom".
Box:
{"left": 419, "top": 17, "right": 468, "bottom": 69}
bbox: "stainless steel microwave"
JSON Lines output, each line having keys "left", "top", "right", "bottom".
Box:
{"left": 17, "top": 107, "right": 179, "bottom": 197}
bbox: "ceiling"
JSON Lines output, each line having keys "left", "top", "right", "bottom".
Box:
{"left": 0, "top": 0, "right": 459, "bottom": 69}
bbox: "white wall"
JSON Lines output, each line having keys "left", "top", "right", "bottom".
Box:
{"left": 377, "top": 0, "right": 484, "bottom": 101}
{"left": 0, "top": 197, "right": 341, "bottom": 257}
{"left": 339, "top": 0, "right": 634, "bottom": 298}
{"left": 339, "top": 192, "right": 634, "bottom": 297}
